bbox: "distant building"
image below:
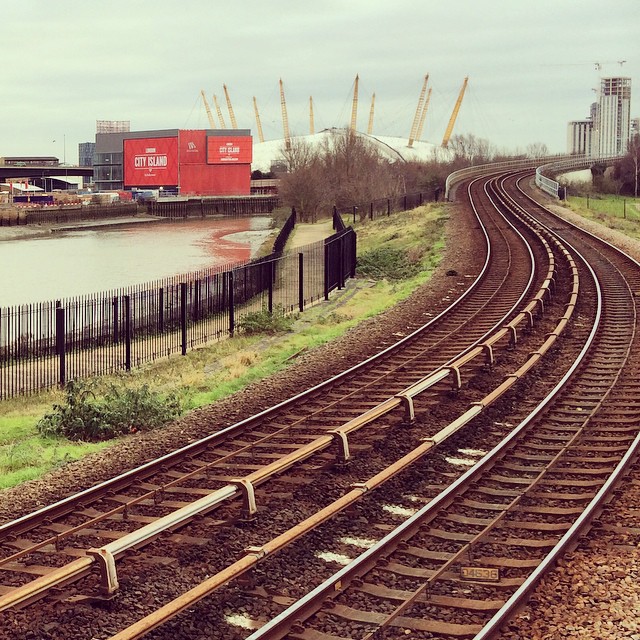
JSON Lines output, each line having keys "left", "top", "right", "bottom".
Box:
{"left": 567, "top": 119, "right": 594, "bottom": 155}
{"left": 78, "top": 142, "right": 95, "bottom": 168}
{"left": 96, "top": 120, "right": 130, "bottom": 134}
{"left": 93, "top": 128, "right": 252, "bottom": 195}
{"left": 593, "top": 77, "right": 632, "bottom": 156}
{"left": 568, "top": 78, "right": 633, "bottom": 157}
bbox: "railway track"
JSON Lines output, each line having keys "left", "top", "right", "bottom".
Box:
{"left": 2, "top": 166, "right": 634, "bottom": 639}
{"left": 216, "top": 173, "right": 639, "bottom": 640}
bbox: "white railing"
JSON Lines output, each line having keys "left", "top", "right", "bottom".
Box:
{"left": 445, "top": 154, "right": 625, "bottom": 201}
{"left": 444, "top": 154, "right": 577, "bottom": 201}
{"left": 535, "top": 154, "right": 624, "bottom": 198}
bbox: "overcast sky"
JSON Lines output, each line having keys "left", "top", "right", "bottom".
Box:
{"left": 2, "top": 1, "right": 637, "bottom": 163}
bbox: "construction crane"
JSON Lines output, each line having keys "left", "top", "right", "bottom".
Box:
{"left": 310, "top": 96, "right": 315, "bottom": 135}
{"left": 408, "top": 75, "right": 429, "bottom": 148}
{"left": 253, "top": 97, "right": 265, "bottom": 143}
{"left": 280, "top": 78, "right": 291, "bottom": 151}
{"left": 367, "top": 93, "right": 375, "bottom": 135}
{"left": 213, "top": 95, "right": 227, "bottom": 129}
{"left": 200, "top": 90, "right": 217, "bottom": 128}
{"left": 594, "top": 60, "right": 626, "bottom": 71}
{"left": 350, "top": 74, "right": 359, "bottom": 133}
{"left": 223, "top": 84, "right": 238, "bottom": 128}
{"left": 415, "top": 87, "right": 432, "bottom": 142}
{"left": 442, "top": 76, "right": 469, "bottom": 148}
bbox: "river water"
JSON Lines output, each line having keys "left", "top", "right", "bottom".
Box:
{"left": 0, "top": 216, "right": 273, "bottom": 307}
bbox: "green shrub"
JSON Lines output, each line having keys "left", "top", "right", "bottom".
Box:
{"left": 356, "top": 247, "right": 422, "bottom": 280}
{"left": 237, "top": 304, "right": 294, "bottom": 335}
{"left": 36, "top": 380, "right": 182, "bottom": 442}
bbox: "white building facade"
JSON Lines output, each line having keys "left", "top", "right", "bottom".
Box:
{"left": 567, "top": 119, "right": 594, "bottom": 155}
{"left": 594, "top": 77, "right": 632, "bottom": 156}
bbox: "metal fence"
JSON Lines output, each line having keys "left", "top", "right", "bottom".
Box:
{"left": 0, "top": 222, "right": 355, "bottom": 399}
{"left": 334, "top": 192, "right": 429, "bottom": 225}
{"left": 148, "top": 196, "right": 280, "bottom": 218}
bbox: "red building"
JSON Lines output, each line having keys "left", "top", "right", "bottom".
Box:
{"left": 94, "top": 128, "right": 252, "bottom": 196}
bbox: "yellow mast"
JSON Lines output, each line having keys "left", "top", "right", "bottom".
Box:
{"left": 223, "top": 84, "right": 238, "bottom": 128}
{"left": 279, "top": 78, "right": 291, "bottom": 150}
{"left": 442, "top": 76, "right": 469, "bottom": 148}
{"left": 350, "top": 74, "right": 359, "bottom": 132}
{"left": 408, "top": 75, "right": 429, "bottom": 148}
{"left": 367, "top": 93, "right": 375, "bottom": 135}
{"left": 200, "top": 90, "right": 216, "bottom": 128}
{"left": 415, "top": 87, "right": 432, "bottom": 142}
{"left": 213, "top": 95, "right": 227, "bottom": 129}
{"left": 253, "top": 97, "right": 265, "bottom": 143}
{"left": 309, "top": 97, "right": 315, "bottom": 135}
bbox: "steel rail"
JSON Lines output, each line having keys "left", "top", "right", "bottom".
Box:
{"left": 0, "top": 171, "right": 552, "bottom": 619}
{"left": 0, "top": 199, "right": 494, "bottom": 540}
{"left": 106, "top": 220, "right": 578, "bottom": 640}
{"left": 471, "top": 171, "right": 640, "bottom": 638}
{"left": 0, "top": 214, "right": 551, "bottom": 610}
{"left": 101, "top": 177, "right": 578, "bottom": 639}
{"left": 243, "top": 174, "right": 605, "bottom": 640}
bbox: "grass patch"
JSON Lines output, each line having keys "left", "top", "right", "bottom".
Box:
{"left": 0, "top": 204, "right": 448, "bottom": 489}
{"left": 565, "top": 195, "right": 640, "bottom": 241}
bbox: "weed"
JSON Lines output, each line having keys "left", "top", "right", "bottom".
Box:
{"left": 237, "top": 304, "right": 294, "bottom": 335}
{"left": 36, "top": 379, "right": 182, "bottom": 442}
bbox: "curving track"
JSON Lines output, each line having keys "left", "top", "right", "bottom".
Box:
{"left": 2, "top": 166, "right": 637, "bottom": 639}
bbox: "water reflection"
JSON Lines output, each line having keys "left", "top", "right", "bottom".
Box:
{"left": 0, "top": 217, "right": 273, "bottom": 307}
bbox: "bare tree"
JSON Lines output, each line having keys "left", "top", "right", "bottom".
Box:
{"left": 526, "top": 142, "right": 549, "bottom": 159}
{"left": 613, "top": 134, "right": 640, "bottom": 197}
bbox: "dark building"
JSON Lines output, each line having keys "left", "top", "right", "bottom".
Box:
{"left": 78, "top": 142, "right": 95, "bottom": 168}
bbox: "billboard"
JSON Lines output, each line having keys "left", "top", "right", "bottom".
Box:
{"left": 179, "top": 130, "right": 207, "bottom": 165}
{"left": 207, "top": 135, "right": 252, "bottom": 165}
{"left": 123, "top": 137, "right": 178, "bottom": 187}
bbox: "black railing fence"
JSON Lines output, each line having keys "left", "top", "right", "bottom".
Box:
{"left": 335, "top": 191, "right": 428, "bottom": 225}
{"left": 0, "top": 214, "right": 355, "bottom": 399}
{"left": 148, "top": 196, "right": 280, "bottom": 218}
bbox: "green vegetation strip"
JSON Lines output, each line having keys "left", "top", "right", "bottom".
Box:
{"left": 566, "top": 195, "right": 640, "bottom": 240}
{"left": 0, "top": 204, "right": 448, "bottom": 489}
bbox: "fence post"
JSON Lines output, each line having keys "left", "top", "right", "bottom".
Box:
{"left": 419, "top": 192, "right": 423, "bottom": 206}
{"left": 112, "top": 296, "right": 119, "bottom": 344}
{"left": 333, "top": 206, "right": 338, "bottom": 230}
{"left": 54, "top": 300, "right": 61, "bottom": 355}
{"left": 587, "top": 195, "right": 590, "bottom": 209}
{"left": 56, "top": 306, "right": 66, "bottom": 388}
{"left": 369, "top": 202, "right": 373, "bottom": 221}
{"left": 124, "top": 295, "right": 131, "bottom": 370}
{"left": 298, "top": 252, "right": 304, "bottom": 312}
{"left": 180, "top": 283, "right": 187, "bottom": 356}
{"left": 338, "top": 235, "right": 345, "bottom": 290}
{"left": 229, "top": 270, "right": 235, "bottom": 336}
{"left": 268, "top": 260, "right": 274, "bottom": 314}
{"left": 624, "top": 199, "right": 626, "bottom": 219}
{"left": 324, "top": 241, "right": 330, "bottom": 301}
{"left": 194, "top": 279, "right": 200, "bottom": 321}
{"left": 403, "top": 194, "right": 407, "bottom": 210}
{"left": 351, "top": 229, "right": 357, "bottom": 277}
{"left": 158, "top": 287, "right": 164, "bottom": 333}
{"left": 387, "top": 199, "right": 391, "bottom": 216}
